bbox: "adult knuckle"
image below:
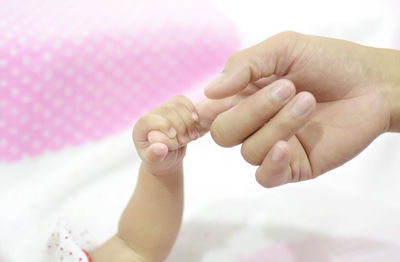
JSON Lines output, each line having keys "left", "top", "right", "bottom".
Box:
{"left": 245, "top": 56, "right": 263, "bottom": 81}
{"left": 227, "top": 50, "right": 262, "bottom": 82}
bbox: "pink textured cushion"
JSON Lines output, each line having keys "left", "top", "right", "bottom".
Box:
{"left": 0, "top": 0, "right": 239, "bottom": 161}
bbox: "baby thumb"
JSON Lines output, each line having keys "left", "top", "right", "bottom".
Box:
{"left": 143, "top": 142, "right": 168, "bottom": 163}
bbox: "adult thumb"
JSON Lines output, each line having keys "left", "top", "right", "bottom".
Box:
{"left": 204, "top": 31, "right": 301, "bottom": 99}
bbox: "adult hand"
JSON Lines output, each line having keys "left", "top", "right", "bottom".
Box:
{"left": 205, "top": 31, "right": 400, "bottom": 187}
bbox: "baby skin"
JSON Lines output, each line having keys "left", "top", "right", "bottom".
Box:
{"left": 90, "top": 93, "right": 250, "bottom": 262}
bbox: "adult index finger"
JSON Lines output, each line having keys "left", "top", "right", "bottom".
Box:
{"left": 210, "top": 79, "right": 295, "bottom": 147}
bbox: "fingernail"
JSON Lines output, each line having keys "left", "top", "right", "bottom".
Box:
{"left": 292, "top": 93, "right": 314, "bottom": 116}
{"left": 168, "top": 127, "right": 177, "bottom": 138}
{"left": 192, "top": 112, "right": 199, "bottom": 122}
{"left": 270, "top": 83, "right": 293, "bottom": 103}
{"left": 271, "top": 144, "right": 285, "bottom": 163}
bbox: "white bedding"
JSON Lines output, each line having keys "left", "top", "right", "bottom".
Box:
{"left": 1, "top": 0, "right": 400, "bottom": 261}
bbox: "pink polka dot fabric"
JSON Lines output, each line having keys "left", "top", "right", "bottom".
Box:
{"left": 0, "top": 0, "right": 239, "bottom": 161}
{"left": 46, "top": 220, "right": 96, "bottom": 262}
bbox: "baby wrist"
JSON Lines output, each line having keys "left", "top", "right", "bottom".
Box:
{"left": 141, "top": 161, "right": 183, "bottom": 177}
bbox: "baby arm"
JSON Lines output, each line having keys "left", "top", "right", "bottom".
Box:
{"left": 90, "top": 91, "right": 248, "bottom": 261}
{"left": 91, "top": 95, "right": 200, "bottom": 262}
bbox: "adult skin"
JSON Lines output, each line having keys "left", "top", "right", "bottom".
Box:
{"left": 205, "top": 31, "right": 400, "bottom": 187}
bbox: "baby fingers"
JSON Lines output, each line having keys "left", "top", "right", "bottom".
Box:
{"left": 150, "top": 95, "right": 200, "bottom": 146}
{"left": 133, "top": 95, "right": 200, "bottom": 162}
{"left": 142, "top": 142, "right": 169, "bottom": 163}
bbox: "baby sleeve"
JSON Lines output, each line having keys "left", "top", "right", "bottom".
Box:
{"left": 46, "top": 221, "right": 92, "bottom": 262}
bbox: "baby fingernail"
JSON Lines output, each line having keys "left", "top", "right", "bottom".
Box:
{"left": 192, "top": 112, "right": 199, "bottom": 122}
{"left": 169, "top": 127, "right": 177, "bottom": 138}
{"left": 270, "top": 82, "right": 293, "bottom": 103}
{"left": 292, "top": 93, "right": 314, "bottom": 116}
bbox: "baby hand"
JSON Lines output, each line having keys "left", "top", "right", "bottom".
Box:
{"left": 132, "top": 95, "right": 200, "bottom": 175}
